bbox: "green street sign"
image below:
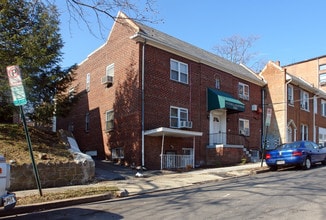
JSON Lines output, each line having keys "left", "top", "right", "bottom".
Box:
{"left": 11, "top": 85, "right": 27, "bottom": 106}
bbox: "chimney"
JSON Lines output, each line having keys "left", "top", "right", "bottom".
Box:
{"left": 275, "top": 61, "right": 280, "bottom": 66}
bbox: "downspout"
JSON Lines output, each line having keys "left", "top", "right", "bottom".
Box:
{"left": 261, "top": 86, "right": 266, "bottom": 167}
{"left": 261, "top": 86, "right": 266, "bottom": 152}
{"left": 285, "top": 70, "right": 292, "bottom": 142}
{"left": 141, "top": 40, "right": 146, "bottom": 168}
{"left": 313, "top": 94, "right": 317, "bottom": 142}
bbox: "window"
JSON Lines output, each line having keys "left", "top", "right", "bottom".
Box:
{"left": 287, "top": 84, "right": 294, "bottom": 105}
{"left": 301, "top": 124, "right": 308, "bottom": 140}
{"left": 322, "top": 100, "right": 326, "bottom": 117}
{"left": 68, "top": 87, "right": 75, "bottom": 102}
{"left": 319, "top": 64, "right": 326, "bottom": 71}
{"left": 215, "top": 78, "right": 220, "bottom": 89}
{"left": 86, "top": 73, "right": 90, "bottom": 92}
{"left": 300, "top": 90, "right": 309, "bottom": 111}
{"left": 112, "top": 148, "right": 124, "bottom": 159}
{"left": 319, "top": 73, "right": 326, "bottom": 86}
{"left": 238, "top": 82, "right": 249, "bottom": 100}
{"left": 85, "top": 112, "right": 90, "bottom": 132}
{"left": 101, "top": 64, "right": 114, "bottom": 87}
{"left": 106, "top": 64, "right": 114, "bottom": 77}
{"left": 182, "top": 148, "right": 193, "bottom": 155}
{"left": 170, "top": 59, "right": 188, "bottom": 84}
{"left": 319, "top": 127, "right": 326, "bottom": 147}
{"left": 239, "top": 118, "right": 250, "bottom": 136}
{"left": 105, "top": 110, "right": 114, "bottom": 131}
{"left": 170, "top": 106, "right": 188, "bottom": 128}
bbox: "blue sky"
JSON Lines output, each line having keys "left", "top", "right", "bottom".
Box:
{"left": 57, "top": 0, "right": 326, "bottom": 69}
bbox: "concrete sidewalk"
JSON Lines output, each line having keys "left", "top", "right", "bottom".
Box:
{"left": 0, "top": 161, "right": 269, "bottom": 217}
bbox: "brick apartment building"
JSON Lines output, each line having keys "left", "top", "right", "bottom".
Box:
{"left": 260, "top": 61, "right": 326, "bottom": 148}
{"left": 284, "top": 55, "right": 326, "bottom": 92}
{"left": 57, "top": 12, "right": 266, "bottom": 170}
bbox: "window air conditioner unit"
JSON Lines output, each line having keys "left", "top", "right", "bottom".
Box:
{"left": 101, "top": 76, "right": 113, "bottom": 85}
{"left": 240, "top": 129, "right": 247, "bottom": 136}
{"left": 180, "top": 121, "right": 193, "bottom": 128}
{"left": 251, "top": 104, "right": 258, "bottom": 111}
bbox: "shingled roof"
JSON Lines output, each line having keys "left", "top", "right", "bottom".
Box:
{"left": 130, "top": 18, "right": 266, "bottom": 86}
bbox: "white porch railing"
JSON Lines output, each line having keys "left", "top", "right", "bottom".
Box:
{"left": 161, "top": 154, "right": 193, "bottom": 169}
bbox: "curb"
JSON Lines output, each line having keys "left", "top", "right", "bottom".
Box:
{"left": 0, "top": 193, "right": 113, "bottom": 217}
{"left": 0, "top": 166, "right": 270, "bottom": 218}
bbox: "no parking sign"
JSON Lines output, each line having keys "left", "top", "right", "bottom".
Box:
{"left": 6, "top": 65, "right": 27, "bottom": 106}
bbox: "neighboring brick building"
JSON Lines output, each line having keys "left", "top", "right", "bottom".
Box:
{"left": 284, "top": 55, "right": 326, "bottom": 92}
{"left": 57, "top": 12, "right": 266, "bottom": 170}
{"left": 260, "top": 61, "right": 326, "bottom": 148}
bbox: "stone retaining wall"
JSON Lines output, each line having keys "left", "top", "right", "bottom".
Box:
{"left": 9, "top": 159, "right": 95, "bottom": 191}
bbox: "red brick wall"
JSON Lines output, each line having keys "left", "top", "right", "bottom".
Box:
{"left": 143, "top": 44, "right": 262, "bottom": 167}
{"left": 206, "top": 147, "right": 244, "bottom": 166}
{"left": 58, "top": 19, "right": 263, "bottom": 169}
{"left": 261, "top": 61, "right": 322, "bottom": 144}
{"left": 57, "top": 19, "right": 142, "bottom": 165}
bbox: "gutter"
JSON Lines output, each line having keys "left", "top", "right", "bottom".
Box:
{"left": 141, "top": 40, "right": 146, "bottom": 168}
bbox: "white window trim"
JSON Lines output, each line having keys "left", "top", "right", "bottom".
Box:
{"left": 287, "top": 84, "right": 294, "bottom": 105}
{"left": 215, "top": 78, "right": 220, "bottom": 89}
{"left": 86, "top": 73, "right": 90, "bottom": 92}
{"left": 319, "top": 64, "right": 326, "bottom": 71}
{"left": 68, "top": 87, "right": 75, "bottom": 102}
{"left": 322, "top": 100, "right": 326, "bottom": 117}
{"left": 112, "top": 147, "right": 124, "bottom": 159}
{"left": 239, "top": 118, "right": 250, "bottom": 136}
{"left": 105, "top": 110, "right": 114, "bottom": 132}
{"left": 182, "top": 148, "right": 193, "bottom": 155}
{"left": 106, "top": 63, "right": 114, "bottom": 77}
{"left": 238, "top": 82, "right": 249, "bottom": 100}
{"left": 319, "top": 73, "right": 326, "bottom": 86}
{"left": 170, "top": 59, "right": 189, "bottom": 84}
{"left": 301, "top": 124, "right": 308, "bottom": 140}
{"left": 85, "top": 112, "right": 90, "bottom": 132}
{"left": 170, "top": 106, "right": 189, "bottom": 128}
{"left": 300, "top": 90, "right": 309, "bottom": 111}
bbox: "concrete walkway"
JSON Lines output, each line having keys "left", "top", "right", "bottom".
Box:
{"left": 0, "top": 161, "right": 269, "bottom": 217}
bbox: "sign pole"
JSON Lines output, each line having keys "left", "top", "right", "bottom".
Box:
{"left": 261, "top": 108, "right": 272, "bottom": 167}
{"left": 261, "top": 126, "right": 269, "bottom": 167}
{"left": 20, "top": 106, "right": 43, "bottom": 196}
{"left": 6, "top": 65, "right": 42, "bottom": 196}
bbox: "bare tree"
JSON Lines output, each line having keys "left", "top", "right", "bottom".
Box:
{"left": 50, "top": 0, "right": 161, "bottom": 38}
{"left": 213, "top": 35, "right": 266, "bottom": 72}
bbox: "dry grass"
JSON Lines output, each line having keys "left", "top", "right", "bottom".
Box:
{"left": 16, "top": 186, "right": 119, "bottom": 206}
{"left": 0, "top": 123, "right": 73, "bottom": 164}
{"left": 0, "top": 124, "right": 120, "bottom": 205}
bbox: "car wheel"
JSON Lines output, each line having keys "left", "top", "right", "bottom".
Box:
{"left": 303, "top": 157, "right": 312, "bottom": 170}
{"left": 269, "top": 165, "right": 277, "bottom": 171}
{"left": 322, "top": 158, "right": 326, "bottom": 165}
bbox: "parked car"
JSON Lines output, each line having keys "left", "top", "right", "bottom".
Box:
{"left": 0, "top": 155, "right": 16, "bottom": 210}
{"left": 265, "top": 140, "right": 326, "bottom": 171}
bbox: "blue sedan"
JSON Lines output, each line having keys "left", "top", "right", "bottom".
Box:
{"left": 265, "top": 140, "right": 326, "bottom": 171}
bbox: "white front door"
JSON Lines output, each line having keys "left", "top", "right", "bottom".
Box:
{"left": 209, "top": 110, "right": 227, "bottom": 145}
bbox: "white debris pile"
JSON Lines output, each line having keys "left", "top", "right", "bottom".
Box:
{"left": 67, "top": 137, "right": 93, "bottom": 164}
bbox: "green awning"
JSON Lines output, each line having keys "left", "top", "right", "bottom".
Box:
{"left": 207, "top": 88, "right": 245, "bottom": 112}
